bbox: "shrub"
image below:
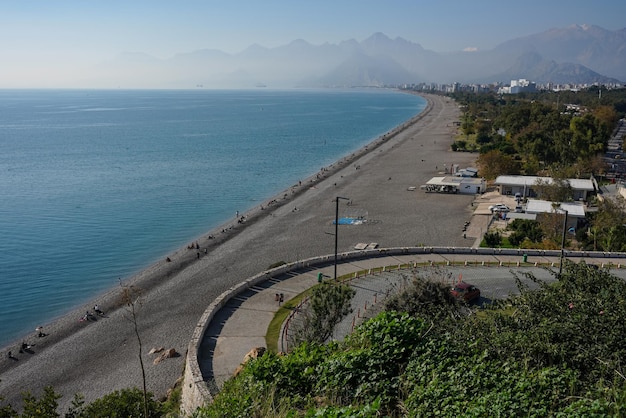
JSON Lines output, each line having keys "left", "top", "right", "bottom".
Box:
{"left": 484, "top": 231, "right": 502, "bottom": 247}
{"left": 77, "top": 388, "right": 163, "bottom": 418}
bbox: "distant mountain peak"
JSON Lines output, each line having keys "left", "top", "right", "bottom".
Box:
{"left": 288, "top": 38, "right": 311, "bottom": 47}
{"left": 95, "top": 25, "right": 625, "bottom": 89}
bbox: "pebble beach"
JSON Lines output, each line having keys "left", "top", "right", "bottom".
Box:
{"left": 0, "top": 93, "right": 477, "bottom": 413}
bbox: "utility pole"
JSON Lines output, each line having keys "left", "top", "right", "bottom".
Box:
{"left": 334, "top": 196, "right": 350, "bottom": 280}
{"left": 559, "top": 209, "right": 568, "bottom": 277}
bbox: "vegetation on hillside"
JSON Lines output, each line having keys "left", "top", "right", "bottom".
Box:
{"left": 5, "top": 263, "right": 626, "bottom": 416}
{"left": 194, "top": 263, "right": 626, "bottom": 417}
{"left": 0, "top": 387, "right": 165, "bottom": 418}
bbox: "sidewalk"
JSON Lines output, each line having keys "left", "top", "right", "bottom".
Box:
{"left": 200, "top": 253, "right": 626, "bottom": 391}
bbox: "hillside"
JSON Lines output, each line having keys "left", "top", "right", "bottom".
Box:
{"left": 196, "top": 262, "right": 626, "bottom": 417}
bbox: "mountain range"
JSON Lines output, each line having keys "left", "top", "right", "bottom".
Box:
{"left": 89, "top": 24, "right": 626, "bottom": 89}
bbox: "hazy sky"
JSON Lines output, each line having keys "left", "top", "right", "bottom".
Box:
{"left": 1, "top": 0, "right": 624, "bottom": 87}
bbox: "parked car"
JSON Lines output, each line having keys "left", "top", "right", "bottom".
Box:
{"left": 451, "top": 282, "right": 481, "bottom": 303}
{"left": 488, "top": 204, "right": 510, "bottom": 213}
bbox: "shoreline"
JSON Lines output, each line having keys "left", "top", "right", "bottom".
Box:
{"left": 0, "top": 92, "right": 475, "bottom": 412}
{"left": 0, "top": 91, "right": 429, "bottom": 350}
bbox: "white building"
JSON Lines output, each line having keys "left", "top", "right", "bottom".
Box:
{"left": 498, "top": 79, "right": 538, "bottom": 94}
{"left": 421, "top": 176, "right": 486, "bottom": 194}
{"left": 494, "top": 175, "right": 596, "bottom": 201}
{"left": 524, "top": 200, "right": 585, "bottom": 230}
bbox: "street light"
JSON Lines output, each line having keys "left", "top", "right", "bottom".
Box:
{"left": 559, "top": 209, "right": 568, "bottom": 277}
{"left": 334, "top": 196, "right": 350, "bottom": 280}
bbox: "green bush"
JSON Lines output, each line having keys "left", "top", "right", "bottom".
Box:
{"left": 484, "top": 231, "right": 502, "bottom": 247}
{"left": 196, "top": 263, "right": 626, "bottom": 417}
{"left": 75, "top": 388, "right": 162, "bottom": 418}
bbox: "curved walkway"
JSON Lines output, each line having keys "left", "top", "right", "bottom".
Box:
{"left": 181, "top": 248, "right": 626, "bottom": 414}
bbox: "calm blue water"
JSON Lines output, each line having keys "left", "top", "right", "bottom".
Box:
{"left": 0, "top": 89, "right": 425, "bottom": 346}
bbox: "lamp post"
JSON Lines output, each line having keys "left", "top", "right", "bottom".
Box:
{"left": 559, "top": 209, "right": 568, "bottom": 277}
{"left": 334, "top": 196, "right": 350, "bottom": 280}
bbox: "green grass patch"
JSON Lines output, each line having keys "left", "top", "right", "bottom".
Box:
{"left": 265, "top": 268, "right": 396, "bottom": 352}
{"left": 266, "top": 287, "right": 314, "bottom": 353}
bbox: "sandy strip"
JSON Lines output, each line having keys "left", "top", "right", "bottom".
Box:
{"left": 0, "top": 93, "right": 476, "bottom": 412}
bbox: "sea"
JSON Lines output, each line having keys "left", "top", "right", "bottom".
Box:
{"left": 0, "top": 88, "right": 426, "bottom": 347}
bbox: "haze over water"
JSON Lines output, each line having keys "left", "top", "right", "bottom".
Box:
{"left": 0, "top": 89, "right": 426, "bottom": 346}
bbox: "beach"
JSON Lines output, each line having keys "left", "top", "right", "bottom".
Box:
{"left": 0, "top": 93, "right": 476, "bottom": 412}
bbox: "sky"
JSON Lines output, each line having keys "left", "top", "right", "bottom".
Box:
{"left": 1, "top": 0, "right": 625, "bottom": 88}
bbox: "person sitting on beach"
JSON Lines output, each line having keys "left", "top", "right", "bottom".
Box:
{"left": 20, "top": 341, "right": 31, "bottom": 353}
{"left": 94, "top": 304, "right": 104, "bottom": 315}
{"left": 80, "top": 311, "right": 93, "bottom": 322}
{"left": 36, "top": 326, "right": 45, "bottom": 338}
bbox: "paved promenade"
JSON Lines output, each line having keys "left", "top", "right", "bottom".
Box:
{"left": 203, "top": 252, "right": 626, "bottom": 391}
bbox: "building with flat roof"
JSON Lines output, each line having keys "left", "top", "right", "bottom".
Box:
{"left": 524, "top": 200, "right": 585, "bottom": 230}
{"left": 494, "top": 175, "right": 596, "bottom": 201}
{"left": 421, "top": 176, "right": 485, "bottom": 194}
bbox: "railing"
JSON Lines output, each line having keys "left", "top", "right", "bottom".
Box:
{"left": 180, "top": 246, "right": 626, "bottom": 415}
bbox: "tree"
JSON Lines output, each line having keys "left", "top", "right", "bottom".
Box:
{"left": 20, "top": 386, "right": 60, "bottom": 418}
{"left": 474, "top": 118, "right": 492, "bottom": 143}
{"left": 584, "top": 199, "right": 626, "bottom": 251}
{"left": 508, "top": 219, "right": 544, "bottom": 246}
{"left": 484, "top": 231, "right": 502, "bottom": 247}
{"left": 460, "top": 114, "right": 474, "bottom": 138}
{"left": 384, "top": 269, "right": 463, "bottom": 320}
{"left": 476, "top": 150, "right": 518, "bottom": 180}
{"left": 119, "top": 282, "right": 148, "bottom": 418}
{"left": 533, "top": 177, "right": 573, "bottom": 202}
{"left": 289, "top": 283, "right": 355, "bottom": 346}
{"left": 593, "top": 105, "right": 619, "bottom": 131}
{"left": 569, "top": 113, "right": 609, "bottom": 161}
{"left": 536, "top": 212, "right": 566, "bottom": 248}
{"left": 0, "top": 398, "right": 17, "bottom": 418}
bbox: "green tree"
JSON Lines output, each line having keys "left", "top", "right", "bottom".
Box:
{"left": 484, "top": 231, "right": 502, "bottom": 247}
{"left": 21, "top": 386, "right": 60, "bottom": 418}
{"left": 474, "top": 118, "right": 492, "bottom": 143}
{"left": 476, "top": 150, "right": 518, "bottom": 180}
{"left": 508, "top": 219, "right": 544, "bottom": 246}
{"left": 0, "top": 398, "right": 17, "bottom": 418}
{"left": 289, "top": 283, "right": 355, "bottom": 345}
{"left": 584, "top": 199, "right": 626, "bottom": 251}
{"left": 384, "top": 270, "right": 463, "bottom": 320}
{"left": 460, "top": 114, "right": 474, "bottom": 138}
{"left": 569, "top": 113, "right": 609, "bottom": 161}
